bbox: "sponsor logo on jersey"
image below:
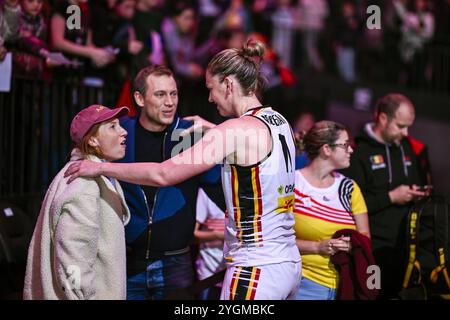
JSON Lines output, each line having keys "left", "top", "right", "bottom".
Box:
{"left": 277, "top": 184, "right": 294, "bottom": 195}
{"left": 370, "top": 154, "right": 386, "bottom": 170}
{"left": 276, "top": 195, "right": 295, "bottom": 213}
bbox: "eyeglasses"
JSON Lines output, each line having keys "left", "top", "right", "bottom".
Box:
{"left": 329, "top": 142, "right": 352, "bottom": 151}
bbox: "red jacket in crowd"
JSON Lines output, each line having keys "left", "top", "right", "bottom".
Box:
{"left": 331, "top": 229, "right": 380, "bottom": 300}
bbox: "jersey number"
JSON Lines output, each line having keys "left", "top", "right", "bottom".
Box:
{"left": 279, "top": 134, "right": 293, "bottom": 173}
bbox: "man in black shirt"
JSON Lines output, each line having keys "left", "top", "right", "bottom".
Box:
{"left": 341, "top": 93, "right": 429, "bottom": 299}
{"left": 117, "top": 65, "right": 213, "bottom": 299}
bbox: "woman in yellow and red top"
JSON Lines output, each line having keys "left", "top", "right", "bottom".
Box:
{"left": 294, "top": 121, "right": 370, "bottom": 300}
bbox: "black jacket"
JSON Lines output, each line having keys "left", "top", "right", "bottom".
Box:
{"left": 117, "top": 115, "right": 223, "bottom": 276}
{"left": 341, "top": 123, "right": 425, "bottom": 249}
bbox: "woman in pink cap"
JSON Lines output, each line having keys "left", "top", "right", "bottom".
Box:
{"left": 24, "top": 105, "right": 130, "bottom": 300}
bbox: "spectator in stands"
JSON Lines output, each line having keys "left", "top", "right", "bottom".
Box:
{"left": 50, "top": 0, "right": 115, "bottom": 74}
{"left": 196, "top": 0, "right": 226, "bottom": 45}
{"left": 215, "top": 27, "right": 246, "bottom": 52}
{"left": 246, "top": 32, "right": 296, "bottom": 116}
{"left": 24, "top": 104, "right": 130, "bottom": 300}
{"left": 297, "top": 0, "right": 329, "bottom": 72}
{"left": 161, "top": 0, "right": 215, "bottom": 115}
{"left": 334, "top": 0, "right": 362, "bottom": 83}
{"left": 341, "top": 93, "right": 428, "bottom": 299}
{"left": 250, "top": 0, "right": 274, "bottom": 40}
{"left": 294, "top": 120, "right": 370, "bottom": 300}
{"left": 111, "top": 0, "right": 142, "bottom": 63}
{"left": 393, "top": 0, "right": 435, "bottom": 87}
{"left": 88, "top": 0, "right": 143, "bottom": 106}
{"left": 162, "top": 0, "right": 212, "bottom": 81}
{"left": 271, "top": 0, "right": 296, "bottom": 70}
{"left": 131, "top": 0, "right": 165, "bottom": 75}
{"left": 13, "top": 0, "right": 62, "bottom": 78}
{"left": 0, "top": 0, "right": 20, "bottom": 61}
{"left": 383, "top": 0, "right": 405, "bottom": 83}
{"left": 214, "top": 0, "right": 253, "bottom": 34}
{"left": 292, "top": 111, "right": 315, "bottom": 169}
{"left": 293, "top": 111, "right": 315, "bottom": 137}
{"left": 89, "top": 1, "right": 119, "bottom": 52}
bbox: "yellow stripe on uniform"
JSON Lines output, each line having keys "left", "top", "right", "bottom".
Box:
{"left": 251, "top": 167, "right": 262, "bottom": 242}
{"left": 245, "top": 267, "right": 258, "bottom": 300}
{"left": 230, "top": 266, "right": 242, "bottom": 300}
{"left": 232, "top": 166, "right": 242, "bottom": 242}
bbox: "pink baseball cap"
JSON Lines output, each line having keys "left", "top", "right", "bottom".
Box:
{"left": 70, "top": 105, "right": 129, "bottom": 145}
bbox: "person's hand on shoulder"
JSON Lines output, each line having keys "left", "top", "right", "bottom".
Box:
{"left": 180, "top": 115, "right": 216, "bottom": 137}
{"left": 64, "top": 160, "right": 103, "bottom": 184}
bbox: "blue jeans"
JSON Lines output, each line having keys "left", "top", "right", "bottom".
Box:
{"left": 295, "top": 277, "right": 337, "bottom": 300}
{"left": 126, "top": 251, "right": 195, "bottom": 300}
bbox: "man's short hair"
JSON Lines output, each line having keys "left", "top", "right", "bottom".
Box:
{"left": 375, "top": 93, "right": 414, "bottom": 121}
{"left": 133, "top": 65, "right": 174, "bottom": 96}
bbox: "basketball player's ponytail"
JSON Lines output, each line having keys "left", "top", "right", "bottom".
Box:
{"left": 207, "top": 39, "right": 267, "bottom": 96}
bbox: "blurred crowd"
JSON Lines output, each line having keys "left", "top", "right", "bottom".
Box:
{"left": 1, "top": 0, "right": 449, "bottom": 116}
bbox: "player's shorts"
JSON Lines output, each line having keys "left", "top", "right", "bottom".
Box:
{"left": 220, "top": 261, "right": 302, "bottom": 300}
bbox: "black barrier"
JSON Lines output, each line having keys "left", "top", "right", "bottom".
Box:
{"left": 429, "top": 45, "right": 450, "bottom": 95}
{"left": 0, "top": 76, "right": 119, "bottom": 201}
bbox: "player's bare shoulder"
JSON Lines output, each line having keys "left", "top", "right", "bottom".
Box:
{"left": 225, "top": 116, "right": 272, "bottom": 166}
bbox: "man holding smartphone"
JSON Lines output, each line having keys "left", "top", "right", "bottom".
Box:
{"left": 341, "top": 93, "right": 431, "bottom": 299}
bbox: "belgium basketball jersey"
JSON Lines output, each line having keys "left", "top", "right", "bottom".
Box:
{"left": 221, "top": 106, "right": 301, "bottom": 267}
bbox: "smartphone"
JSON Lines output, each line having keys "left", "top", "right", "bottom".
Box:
{"left": 418, "top": 185, "right": 433, "bottom": 192}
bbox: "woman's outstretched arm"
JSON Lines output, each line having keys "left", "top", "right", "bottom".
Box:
{"left": 65, "top": 118, "right": 244, "bottom": 186}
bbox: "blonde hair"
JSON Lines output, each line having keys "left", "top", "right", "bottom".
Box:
{"left": 207, "top": 39, "right": 266, "bottom": 95}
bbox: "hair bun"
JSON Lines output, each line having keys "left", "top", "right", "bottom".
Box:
{"left": 241, "top": 40, "right": 265, "bottom": 64}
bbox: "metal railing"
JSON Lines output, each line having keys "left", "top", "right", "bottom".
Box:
{"left": 427, "top": 45, "right": 450, "bottom": 95}
{"left": 0, "top": 76, "right": 119, "bottom": 198}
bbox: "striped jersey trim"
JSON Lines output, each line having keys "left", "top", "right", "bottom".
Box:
{"left": 230, "top": 165, "right": 264, "bottom": 245}
{"left": 250, "top": 107, "right": 266, "bottom": 116}
{"left": 231, "top": 166, "right": 242, "bottom": 242}
{"left": 251, "top": 166, "right": 263, "bottom": 242}
{"left": 294, "top": 208, "right": 355, "bottom": 225}
{"left": 229, "top": 266, "right": 261, "bottom": 300}
{"left": 338, "top": 178, "right": 353, "bottom": 212}
{"left": 294, "top": 179, "right": 357, "bottom": 225}
{"left": 295, "top": 189, "right": 348, "bottom": 213}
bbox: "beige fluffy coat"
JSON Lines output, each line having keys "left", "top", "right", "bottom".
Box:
{"left": 23, "top": 149, "right": 130, "bottom": 300}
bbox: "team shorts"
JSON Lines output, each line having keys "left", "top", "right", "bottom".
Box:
{"left": 220, "top": 261, "right": 301, "bottom": 300}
